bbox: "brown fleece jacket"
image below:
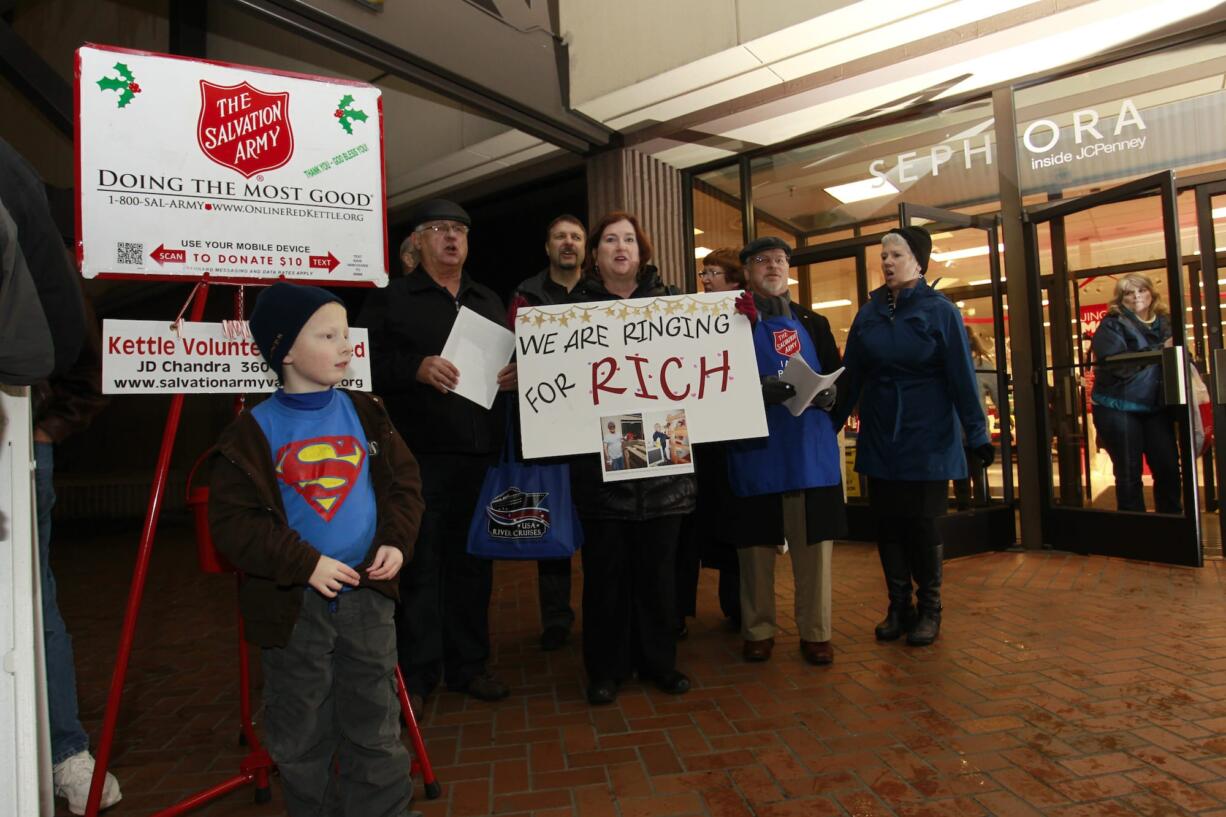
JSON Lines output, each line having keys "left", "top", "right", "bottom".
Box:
{"left": 208, "top": 390, "right": 423, "bottom": 647}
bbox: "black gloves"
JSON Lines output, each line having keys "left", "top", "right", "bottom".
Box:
{"left": 761, "top": 377, "right": 796, "bottom": 405}
{"left": 973, "top": 443, "right": 995, "bottom": 467}
{"left": 811, "top": 385, "right": 836, "bottom": 411}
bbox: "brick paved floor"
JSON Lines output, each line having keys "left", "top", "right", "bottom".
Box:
{"left": 53, "top": 519, "right": 1226, "bottom": 816}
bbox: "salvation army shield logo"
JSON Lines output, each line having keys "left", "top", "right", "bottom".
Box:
{"left": 772, "top": 328, "right": 800, "bottom": 357}
{"left": 197, "top": 80, "right": 293, "bottom": 178}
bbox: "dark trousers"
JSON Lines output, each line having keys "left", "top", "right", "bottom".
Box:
{"left": 537, "top": 557, "right": 574, "bottom": 630}
{"left": 581, "top": 516, "right": 683, "bottom": 683}
{"left": 262, "top": 589, "right": 410, "bottom": 817}
{"left": 675, "top": 514, "right": 700, "bottom": 619}
{"left": 877, "top": 514, "right": 943, "bottom": 613}
{"left": 398, "top": 453, "right": 495, "bottom": 695}
{"left": 1092, "top": 405, "right": 1182, "bottom": 513}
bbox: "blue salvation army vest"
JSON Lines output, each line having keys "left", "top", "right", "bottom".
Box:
{"left": 726, "top": 308, "right": 842, "bottom": 497}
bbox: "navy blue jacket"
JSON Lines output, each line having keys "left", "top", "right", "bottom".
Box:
{"left": 833, "top": 279, "right": 988, "bottom": 481}
{"left": 1090, "top": 310, "right": 1170, "bottom": 412}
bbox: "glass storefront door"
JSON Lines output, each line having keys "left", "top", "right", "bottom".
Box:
{"left": 1195, "top": 179, "right": 1226, "bottom": 552}
{"left": 1026, "top": 172, "right": 1202, "bottom": 566}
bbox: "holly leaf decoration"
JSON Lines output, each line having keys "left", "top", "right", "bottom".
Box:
{"left": 97, "top": 62, "right": 139, "bottom": 108}
{"left": 335, "top": 94, "right": 368, "bottom": 135}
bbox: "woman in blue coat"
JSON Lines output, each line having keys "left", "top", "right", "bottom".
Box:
{"left": 833, "top": 226, "right": 991, "bottom": 646}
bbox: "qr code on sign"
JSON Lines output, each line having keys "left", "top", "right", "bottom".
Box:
{"left": 117, "top": 242, "right": 143, "bottom": 265}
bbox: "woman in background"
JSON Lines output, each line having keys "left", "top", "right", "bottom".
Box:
{"left": 1090, "top": 272, "right": 1180, "bottom": 513}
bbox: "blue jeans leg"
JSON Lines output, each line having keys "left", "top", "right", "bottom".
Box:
{"left": 36, "top": 442, "right": 90, "bottom": 763}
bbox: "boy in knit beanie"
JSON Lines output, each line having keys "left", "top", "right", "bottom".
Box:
{"left": 208, "top": 282, "right": 424, "bottom": 816}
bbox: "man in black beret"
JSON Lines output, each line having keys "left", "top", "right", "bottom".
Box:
{"left": 357, "top": 198, "right": 515, "bottom": 711}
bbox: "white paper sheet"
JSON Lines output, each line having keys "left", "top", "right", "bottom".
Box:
{"left": 441, "top": 306, "right": 516, "bottom": 409}
{"left": 779, "top": 356, "right": 844, "bottom": 417}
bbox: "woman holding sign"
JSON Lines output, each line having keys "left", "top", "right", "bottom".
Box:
{"left": 834, "top": 226, "right": 991, "bottom": 647}
{"left": 569, "top": 211, "right": 697, "bottom": 706}
{"left": 722, "top": 236, "right": 845, "bottom": 666}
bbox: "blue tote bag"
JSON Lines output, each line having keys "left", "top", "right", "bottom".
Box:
{"left": 467, "top": 414, "right": 583, "bottom": 560}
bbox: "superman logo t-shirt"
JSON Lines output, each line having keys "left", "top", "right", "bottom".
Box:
{"left": 252, "top": 389, "right": 376, "bottom": 568}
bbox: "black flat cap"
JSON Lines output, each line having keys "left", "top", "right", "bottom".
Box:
{"left": 739, "top": 236, "right": 793, "bottom": 265}
{"left": 410, "top": 198, "right": 471, "bottom": 229}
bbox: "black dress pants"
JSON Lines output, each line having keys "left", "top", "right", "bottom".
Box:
{"left": 581, "top": 516, "right": 683, "bottom": 684}
{"left": 397, "top": 452, "right": 495, "bottom": 696}
{"left": 537, "top": 557, "right": 574, "bottom": 631}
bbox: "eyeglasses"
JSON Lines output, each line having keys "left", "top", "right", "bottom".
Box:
{"left": 699, "top": 268, "right": 725, "bottom": 279}
{"left": 417, "top": 222, "right": 470, "bottom": 236}
{"left": 752, "top": 255, "right": 789, "bottom": 266}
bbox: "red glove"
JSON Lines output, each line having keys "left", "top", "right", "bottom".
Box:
{"left": 734, "top": 291, "right": 758, "bottom": 325}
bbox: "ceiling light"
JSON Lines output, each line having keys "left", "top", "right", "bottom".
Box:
{"left": 694, "top": 228, "right": 704, "bottom": 235}
{"left": 1043, "top": 322, "right": 1051, "bottom": 327}
{"left": 956, "top": 301, "right": 966, "bottom": 308}
{"left": 1213, "top": 207, "right": 1226, "bottom": 219}
{"left": 969, "top": 277, "right": 1006, "bottom": 285}
{"left": 788, "top": 277, "right": 799, "bottom": 285}
{"left": 824, "top": 177, "right": 899, "bottom": 204}
{"left": 812, "top": 298, "right": 853, "bottom": 309}
{"left": 933, "top": 276, "right": 959, "bottom": 290}
{"left": 694, "top": 246, "right": 712, "bottom": 258}
{"left": 931, "top": 243, "right": 1005, "bottom": 262}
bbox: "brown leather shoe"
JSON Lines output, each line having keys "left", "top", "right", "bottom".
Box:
{"left": 743, "top": 637, "right": 774, "bottom": 662}
{"left": 800, "top": 640, "right": 834, "bottom": 666}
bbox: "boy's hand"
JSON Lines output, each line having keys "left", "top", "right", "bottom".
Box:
{"left": 366, "top": 545, "right": 404, "bottom": 581}
{"left": 309, "top": 555, "right": 361, "bottom": 598}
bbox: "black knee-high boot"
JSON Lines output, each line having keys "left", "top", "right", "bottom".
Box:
{"left": 874, "top": 517, "right": 914, "bottom": 641}
{"left": 907, "top": 517, "right": 943, "bottom": 647}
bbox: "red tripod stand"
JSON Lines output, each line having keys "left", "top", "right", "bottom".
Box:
{"left": 84, "top": 282, "right": 440, "bottom": 815}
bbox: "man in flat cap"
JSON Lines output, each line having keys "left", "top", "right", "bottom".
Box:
{"left": 358, "top": 198, "right": 515, "bottom": 712}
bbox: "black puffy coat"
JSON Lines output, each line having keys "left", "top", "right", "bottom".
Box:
{"left": 567, "top": 269, "right": 698, "bottom": 520}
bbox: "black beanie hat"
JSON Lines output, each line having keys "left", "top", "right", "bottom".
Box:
{"left": 248, "top": 283, "right": 344, "bottom": 377}
{"left": 409, "top": 198, "right": 471, "bottom": 229}
{"left": 885, "top": 226, "right": 933, "bottom": 273}
{"left": 738, "top": 235, "right": 793, "bottom": 265}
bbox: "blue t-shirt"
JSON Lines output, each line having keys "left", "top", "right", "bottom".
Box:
{"left": 252, "top": 389, "right": 376, "bottom": 568}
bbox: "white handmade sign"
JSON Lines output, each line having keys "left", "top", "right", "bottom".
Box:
{"left": 77, "top": 44, "right": 387, "bottom": 286}
{"left": 515, "top": 291, "right": 767, "bottom": 459}
{"left": 102, "top": 319, "right": 371, "bottom": 394}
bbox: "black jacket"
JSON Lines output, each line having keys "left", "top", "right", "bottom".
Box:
{"left": 513, "top": 268, "right": 573, "bottom": 307}
{"left": 356, "top": 265, "right": 506, "bottom": 456}
{"left": 717, "top": 298, "right": 847, "bottom": 547}
{"left": 567, "top": 269, "right": 697, "bottom": 520}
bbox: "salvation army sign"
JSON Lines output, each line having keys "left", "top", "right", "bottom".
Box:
{"left": 76, "top": 44, "right": 387, "bottom": 286}
{"left": 515, "top": 291, "right": 767, "bottom": 459}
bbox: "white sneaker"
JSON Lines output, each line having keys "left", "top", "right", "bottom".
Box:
{"left": 52, "top": 751, "right": 122, "bottom": 815}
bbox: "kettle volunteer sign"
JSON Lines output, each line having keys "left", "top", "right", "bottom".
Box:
{"left": 76, "top": 44, "right": 387, "bottom": 286}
